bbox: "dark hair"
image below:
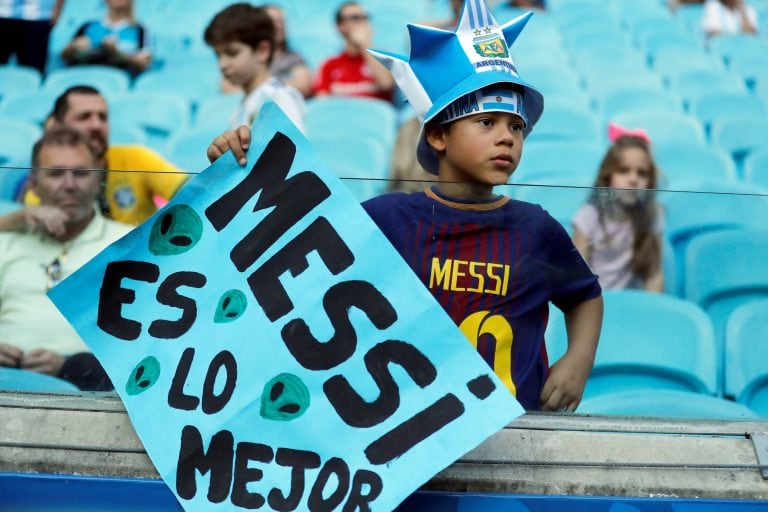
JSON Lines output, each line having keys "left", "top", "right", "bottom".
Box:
{"left": 31, "top": 125, "right": 97, "bottom": 170}
{"left": 51, "top": 85, "right": 102, "bottom": 122}
{"left": 204, "top": 3, "right": 275, "bottom": 60}
{"left": 589, "top": 135, "right": 662, "bottom": 281}
{"left": 335, "top": 2, "right": 361, "bottom": 23}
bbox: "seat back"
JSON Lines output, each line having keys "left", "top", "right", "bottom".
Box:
{"left": 547, "top": 289, "right": 718, "bottom": 399}
{"left": 725, "top": 300, "right": 768, "bottom": 414}
{"left": 579, "top": 389, "right": 759, "bottom": 419}
{"left": 0, "top": 367, "right": 80, "bottom": 393}
{"left": 42, "top": 65, "right": 131, "bottom": 99}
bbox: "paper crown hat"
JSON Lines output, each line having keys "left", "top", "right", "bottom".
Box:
{"left": 369, "top": 0, "right": 544, "bottom": 174}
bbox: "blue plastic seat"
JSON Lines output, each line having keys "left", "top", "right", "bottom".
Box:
{"left": 0, "top": 367, "right": 80, "bottom": 393}
{"left": 511, "top": 180, "right": 590, "bottom": 234}
{"left": 688, "top": 92, "right": 767, "bottom": 134}
{"left": 513, "top": 141, "right": 604, "bottom": 186}
{"left": 710, "top": 117, "right": 768, "bottom": 168}
{"left": 612, "top": 111, "right": 705, "bottom": 146}
{"left": 304, "top": 97, "right": 398, "bottom": 155}
{"left": 651, "top": 47, "right": 726, "bottom": 78}
{"left": 547, "top": 290, "right": 718, "bottom": 399}
{"left": 0, "top": 65, "right": 42, "bottom": 100}
{"left": 165, "top": 126, "right": 221, "bottom": 175}
{"left": 0, "top": 119, "right": 41, "bottom": 195}
{"left": 708, "top": 33, "right": 768, "bottom": 68}
{"left": 108, "top": 92, "right": 192, "bottom": 151}
{"left": 743, "top": 150, "right": 768, "bottom": 190}
{"left": 0, "top": 90, "right": 58, "bottom": 126}
{"left": 530, "top": 104, "right": 600, "bottom": 143}
{"left": 666, "top": 69, "right": 748, "bottom": 111}
{"left": 598, "top": 86, "right": 684, "bottom": 126}
{"left": 42, "top": 65, "right": 131, "bottom": 98}
{"left": 194, "top": 94, "right": 242, "bottom": 130}
{"left": 662, "top": 181, "right": 768, "bottom": 298}
{"left": 579, "top": 389, "right": 759, "bottom": 419}
{"left": 653, "top": 141, "right": 738, "bottom": 188}
{"left": 132, "top": 67, "right": 220, "bottom": 108}
{"left": 725, "top": 300, "right": 768, "bottom": 414}
{"left": 685, "top": 229, "right": 768, "bottom": 394}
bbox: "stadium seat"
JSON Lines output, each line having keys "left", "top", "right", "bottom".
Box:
{"left": 651, "top": 47, "right": 726, "bottom": 78}
{"left": 725, "top": 300, "right": 768, "bottom": 415}
{"left": 709, "top": 117, "right": 768, "bottom": 170}
{"left": 0, "top": 367, "right": 80, "bottom": 393}
{"left": 304, "top": 97, "right": 398, "bottom": 155}
{"left": 165, "top": 127, "right": 221, "bottom": 174}
{"left": 132, "top": 68, "right": 220, "bottom": 108}
{"left": 598, "top": 86, "right": 684, "bottom": 127}
{"left": 513, "top": 141, "right": 604, "bottom": 186}
{"left": 529, "top": 104, "right": 600, "bottom": 143}
{"left": 684, "top": 229, "right": 768, "bottom": 393}
{"left": 547, "top": 290, "right": 719, "bottom": 399}
{"left": 673, "top": 3, "right": 705, "bottom": 34}
{"left": 666, "top": 69, "right": 748, "bottom": 111}
{"left": 708, "top": 33, "right": 768, "bottom": 68}
{"left": 662, "top": 181, "right": 768, "bottom": 297}
{"left": 511, "top": 179, "right": 590, "bottom": 233}
{"left": 42, "top": 65, "right": 131, "bottom": 99}
{"left": 687, "top": 92, "right": 766, "bottom": 134}
{"left": 0, "top": 90, "right": 58, "bottom": 126}
{"left": 743, "top": 150, "right": 768, "bottom": 190}
{"left": 109, "top": 92, "right": 192, "bottom": 151}
{"left": 194, "top": 94, "right": 242, "bottom": 130}
{"left": 308, "top": 131, "right": 390, "bottom": 202}
{"left": 653, "top": 141, "right": 737, "bottom": 188}
{"left": 0, "top": 65, "right": 42, "bottom": 100}
{"left": 579, "top": 389, "right": 759, "bottom": 419}
{"left": 109, "top": 123, "right": 148, "bottom": 146}
{"left": 612, "top": 111, "right": 705, "bottom": 146}
{"left": 726, "top": 52, "right": 768, "bottom": 91}
{"left": 0, "top": 119, "right": 41, "bottom": 196}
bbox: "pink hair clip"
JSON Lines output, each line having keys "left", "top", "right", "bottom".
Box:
{"left": 608, "top": 122, "right": 651, "bottom": 144}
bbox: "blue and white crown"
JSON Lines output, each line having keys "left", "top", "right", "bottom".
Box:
{"left": 369, "top": 0, "right": 544, "bottom": 174}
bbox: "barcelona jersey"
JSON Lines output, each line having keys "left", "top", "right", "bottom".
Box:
{"left": 363, "top": 187, "right": 601, "bottom": 410}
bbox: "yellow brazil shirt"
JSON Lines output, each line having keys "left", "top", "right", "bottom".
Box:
{"left": 25, "top": 145, "right": 188, "bottom": 226}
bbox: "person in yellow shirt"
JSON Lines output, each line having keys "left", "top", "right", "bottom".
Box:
{"left": 20, "top": 85, "right": 187, "bottom": 226}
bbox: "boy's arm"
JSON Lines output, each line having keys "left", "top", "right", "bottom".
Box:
{"left": 540, "top": 295, "right": 603, "bottom": 412}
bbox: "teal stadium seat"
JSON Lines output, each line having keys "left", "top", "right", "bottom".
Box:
{"left": 109, "top": 92, "right": 192, "bottom": 152}
{"left": 665, "top": 69, "right": 747, "bottom": 111}
{"left": 598, "top": 86, "right": 684, "bottom": 127}
{"left": 579, "top": 389, "right": 759, "bottom": 419}
{"left": 710, "top": 117, "right": 768, "bottom": 169}
{"left": 42, "top": 65, "right": 131, "bottom": 99}
{"left": 744, "top": 150, "right": 768, "bottom": 190}
{"left": 662, "top": 181, "right": 768, "bottom": 297}
{"left": 651, "top": 46, "right": 726, "bottom": 79}
{"left": 708, "top": 33, "right": 768, "bottom": 68}
{"left": 513, "top": 140, "right": 604, "bottom": 186}
{"left": 0, "top": 367, "right": 80, "bottom": 393}
{"left": 0, "top": 90, "right": 58, "bottom": 126}
{"left": 529, "top": 104, "right": 600, "bottom": 143}
{"left": 304, "top": 97, "right": 398, "bottom": 156}
{"left": 165, "top": 127, "right": 221, "bottom": 175}
{"left": 511, "top": 179, "right": 590, "bottom": 234}
{"left": 687, "top": 92, "right": 767, "bottom": 135}
{"left": 547, "top": 290, "right": 718, "bottom": 400}
{"left": 654, "top": 141, "right": 738, "bottom": 188}
{"left": 133, "top": 67, "right": 220, "bottom": 109}
{"left": 0, "top": 119, "right": 42, "bottom": 199}
{"left": 0, "top": 65, "right": 42, "bottom": 101}
{"left": 194, "top": 94, "right": 242, "bottom": 131}
{"left": 725, "top": 300, "right": 768, "bottom": 415}
{"left": 684, "top": 229, "right": 768, "bottom": 394}
{"left": 308, "top": 132, "right": 389, "bottom": 202}
{"left": 612, "top": 111, "right": 705, "bottom": 146}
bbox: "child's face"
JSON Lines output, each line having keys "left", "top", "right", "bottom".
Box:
{"left": 609, "top": 147, "right": 652, "bottom": 204}
{"left": 428, "top": 111, "right": 524, "bottom": 187}
{"left": 213, "top": 41, "right": 266, "bottom": 89}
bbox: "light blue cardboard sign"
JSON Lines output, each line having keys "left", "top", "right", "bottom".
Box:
{"left": 49, "top": 102, "right": 524, "bottom": 511}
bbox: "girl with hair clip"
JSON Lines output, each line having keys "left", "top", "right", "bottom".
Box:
{"left": 572, "top": 123, "right": 665, "bottom": 292}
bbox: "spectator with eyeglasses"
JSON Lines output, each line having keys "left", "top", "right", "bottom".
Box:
{"left": 312, "top": 1, "right": 394, "bottom": 101}
{"left": 0, "top": 126, "right": 131, "bottom": 390}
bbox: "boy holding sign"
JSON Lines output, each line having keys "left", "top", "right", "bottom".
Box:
{"left": 207, "top": 0, "right": 603, "bottom": 413}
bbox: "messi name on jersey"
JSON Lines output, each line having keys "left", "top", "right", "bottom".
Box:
{"left": 429, "top": 257, "right": 511, "bottom": 296}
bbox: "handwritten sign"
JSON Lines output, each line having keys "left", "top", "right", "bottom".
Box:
{"left": 49, "top": 102, "right": 523, "bottom": 511}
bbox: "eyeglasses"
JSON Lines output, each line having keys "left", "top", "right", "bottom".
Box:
{"left": 340, "top": 13, "right": 369, "bottom": 22}
{"left": 46, "top": 258, "right": 62, "bottom": 291}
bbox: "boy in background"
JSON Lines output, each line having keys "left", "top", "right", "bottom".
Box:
{"left": 206, "top": 0, "right": 603, "bottom": 412}
{"left": 204, "top": 2, "right": 305, "bottom": 132}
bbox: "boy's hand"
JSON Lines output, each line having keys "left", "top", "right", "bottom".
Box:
{"left": 207, "top": 125, "right": 251, "bottom": 166}
{"left": 539, "top": 350, "right": 592, "bottom": 412}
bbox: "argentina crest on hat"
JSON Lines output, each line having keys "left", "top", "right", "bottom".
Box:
{"left": 369, "top": 0, "right": 544, "bottom": 174}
